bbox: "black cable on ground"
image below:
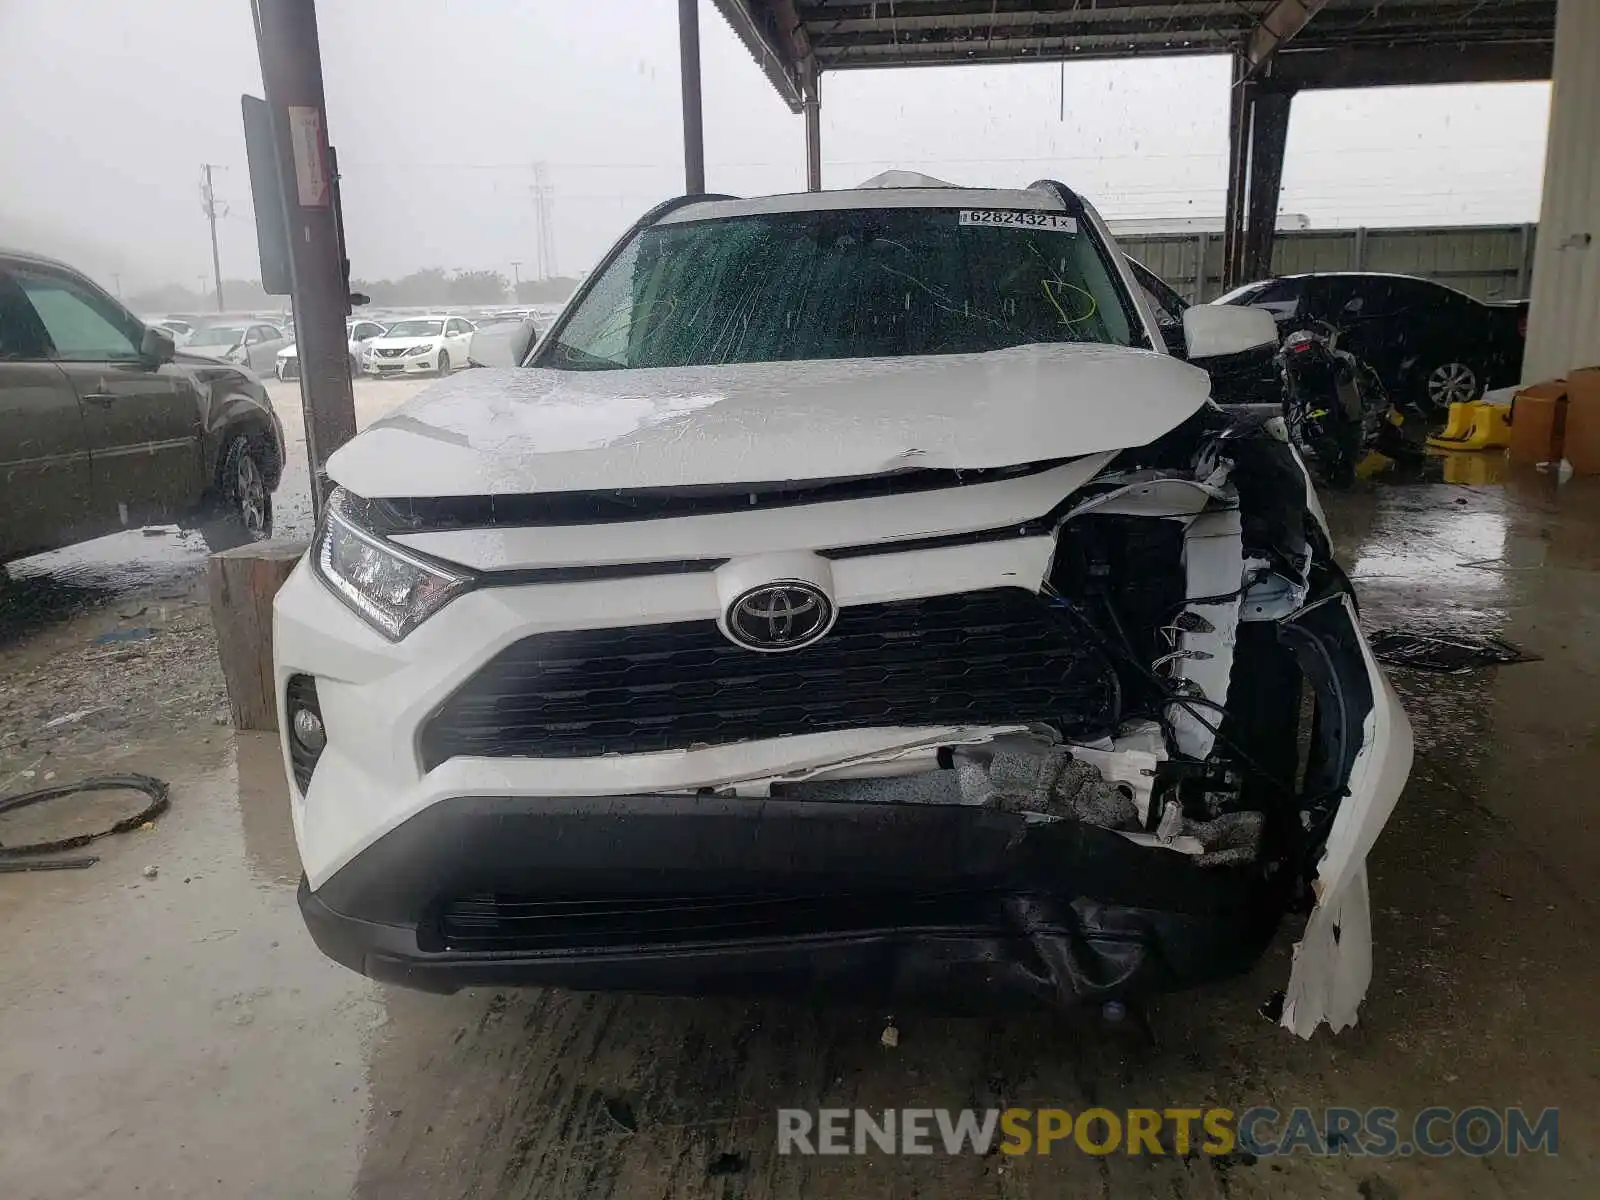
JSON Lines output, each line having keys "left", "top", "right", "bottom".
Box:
{"left": 0, "top": 774, "right": 170, "bottom": 872}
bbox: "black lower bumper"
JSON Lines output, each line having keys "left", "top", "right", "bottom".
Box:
{"left": 300, "top": 793, "right": 1284, "bottom": 1006}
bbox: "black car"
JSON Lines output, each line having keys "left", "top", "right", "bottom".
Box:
{"left": 1215, "top": 272, "right": 1528, "bottom": 414}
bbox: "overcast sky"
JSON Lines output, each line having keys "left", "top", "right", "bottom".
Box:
{"left": 0, "top": 0, "right": 1553, "bottom": 294}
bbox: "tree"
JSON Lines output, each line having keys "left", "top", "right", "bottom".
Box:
{"left": 515, "top": 275, "right": 580, "bottom": 303}
{"left": 126, "top": 282, "right": 205, "bottom": 314}
{"left": 449, "top": 270, "right": 509, "bottom": 305}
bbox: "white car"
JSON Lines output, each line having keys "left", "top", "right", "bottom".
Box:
{"left": 276, "top": 178, "right": 1412, "bottom": 1037}
{"left": 359, "top": 315, "right": 475, "bottom": 378}
{"left": 152, "top": 317, "right": 196, "bottom": 345}
{"left": 186, "top": 321, "right": 290, "bottom": 374}
{"left": 275, "top": 318, "right": 388, "bottom": 381}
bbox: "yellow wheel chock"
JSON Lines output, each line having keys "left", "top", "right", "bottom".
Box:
{"left": 1427, "top": 401, "right": 1511, "bottom": 451}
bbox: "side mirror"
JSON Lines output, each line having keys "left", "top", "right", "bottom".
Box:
{"left": 141, "top": 326, "right": 176, "bottom": 365}
{"left": 508, "top": 318, "right": 539, "bottom": 365}
{"left": 1182, "top": 305, "right": 1278, "bottom": 360}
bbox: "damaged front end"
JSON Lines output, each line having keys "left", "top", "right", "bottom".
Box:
{"left": 722, "top": 409, "right": 1412, "bottom": 1035}
{"left": 294, "top": 408, "right": 1409, "bottom": 1037}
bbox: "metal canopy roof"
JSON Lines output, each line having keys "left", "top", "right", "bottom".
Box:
{"left": 715, "top": 0, "right": 1557, "bottom": 112}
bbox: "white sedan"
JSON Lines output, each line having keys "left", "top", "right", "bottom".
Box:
{"left": 275, "top": 318, "right": 388, "bottom": 380}
{"left": 360, "top": 315, "right": 476, "bottom": 378}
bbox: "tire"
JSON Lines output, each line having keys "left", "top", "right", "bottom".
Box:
{"left": 200, "top": 434, "right": 273, "bottom": 552}
{"left": 349, "top": 352, "right": 359, "bottom": 377}
{"left": 1421, "top": 360, "right": 1481, "bottom": 414}
{"left": 437, "top": 351, "right": 452, "bottom": 377}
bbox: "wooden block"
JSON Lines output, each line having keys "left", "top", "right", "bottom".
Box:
{"left": 207, "top": 539, "right": 308, "bottom": 732}
{"left": 1565, "top": 367, "right": 1600, "bottom": 476}
{"left": 1508, "top": 380, "right": 1567, "bottom": 465}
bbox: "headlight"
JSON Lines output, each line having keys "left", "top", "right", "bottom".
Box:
{"left": 313, "top": 488, "right": 472, "bottom": 640}
{"left": 405, "top": 343, "right": 434, "bottom": 356}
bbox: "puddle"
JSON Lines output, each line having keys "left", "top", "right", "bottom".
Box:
{"left": 0, "top": 731, "right": 382, "bottom": 1199}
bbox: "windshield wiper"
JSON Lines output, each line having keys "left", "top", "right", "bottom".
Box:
{"left": 548, "top": 340, "right": 625, "bottom": 370}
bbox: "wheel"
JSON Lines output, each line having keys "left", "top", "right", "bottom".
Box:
{"left": 1422, "top": 360, "right": 1480, "bottom": 413}
{"left": 349, "top": 352, "right": 359, "bottom": 377}
{"left": 437, "top": 351, "right": 452, "bottom": 377}
{"left": 200, "top": 434, "right": 273, "bottom": 552}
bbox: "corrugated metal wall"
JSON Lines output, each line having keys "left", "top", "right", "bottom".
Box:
{"left": 1122, "top": 224, "right": 1538, "bottom": 304}
{"left": 1524, "top": 0, "right": 1600, "bottom": 382}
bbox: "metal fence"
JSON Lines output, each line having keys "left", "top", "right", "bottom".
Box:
{"left": 1120, "top": 223, "right": 1538, "bottom": 304}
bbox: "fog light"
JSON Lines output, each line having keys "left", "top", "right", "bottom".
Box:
{"left": 291, "top": 705, "right": 327, "bottom": 752}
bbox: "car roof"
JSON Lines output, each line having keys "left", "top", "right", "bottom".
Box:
{"left": 1271, "top": 271, "right": 1450, "bottom": 286}
{"left": 659, "top": 181, "right": 1069, "bottom": 226}
{"left": 0, "top": 247, "right": 87, "bottom": 275}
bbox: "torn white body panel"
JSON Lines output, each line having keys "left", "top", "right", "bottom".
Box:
{"left": 394, "top": 455, "right": 1115, "bottom": 571}
{"left": 1281, "top": 595, "right": 1415, "bottom": 1037}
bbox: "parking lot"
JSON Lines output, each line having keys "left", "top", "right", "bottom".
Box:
{"left": 0, "top": 372, "right": 1595, "bottom": 1198}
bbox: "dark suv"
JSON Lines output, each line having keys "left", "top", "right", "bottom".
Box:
{"left": 0, "top": 249, "right": 285, "bottom": 563}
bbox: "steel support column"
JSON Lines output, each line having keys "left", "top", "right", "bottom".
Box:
{"left": 1242, "top": 89, "right": 1293, "bottom": 282}
{"left": 252, "top": 0, "right": 355, "bottom": 518}
{"left": 679, "top": 0, "right": 705, "bottom": 194}
{"left": 803, "top": 60, "right": 821, "bottom": 192}
{"left": 1222, "top": 56, "right": 1252, "bottom": 289}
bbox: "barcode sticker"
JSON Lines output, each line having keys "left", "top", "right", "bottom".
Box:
{"left": 958, "top": 209, "right": 1077, "bottom": 232}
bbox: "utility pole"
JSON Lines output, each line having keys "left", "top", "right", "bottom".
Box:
{"left": 252, "top": 0, "right": 357, "bottom": 518}
{"left": 200, "top": 163, "right": 227, "bottom": 311}
{"left": 530, "top": 163, "right": 556, "bottom": 280}
{"left": 111, "top": 273, "right": 122, "bottom": 299}
{"left": 511, "top": 259, "right": 521, "bottom": 295}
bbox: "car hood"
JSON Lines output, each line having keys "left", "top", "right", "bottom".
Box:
{"left": 368, "top": 335, "right": 440, "bottom": 351}
{"left": 182, "top": 344, "right": 241, "bottom": 361}
{"left": 328, "top": 343, "right": 1212, "bottom": 498}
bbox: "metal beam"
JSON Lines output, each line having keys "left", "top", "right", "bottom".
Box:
{"left": 712, "top": 0, "right": 805, "bottom": 112}
{"left": 1270, "top": 41, "right": 1554, "bottom": 89}
{"left": 1247, "top": 0, "right": 1329, "bottom": 68}
{"left": 680, "top": 0, "right": 705, "bottom": 194}
{"left": 251, "top": 0, "right": 355, "bottom": 518}
{"left": 1222, "top": 55, "right": 1251, "bottom": 290}
{"left": 1242, "top": 89, "right": 1293, "bottom": 281}
{"left": 803, "top": 60, "right": 821, "bottom": 192}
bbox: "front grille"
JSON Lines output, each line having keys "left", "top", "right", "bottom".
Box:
{"left": 376, "top": 346, "right": 407, "bottom": 358}
{"left": 419, "top": 587, "right": 1115, "bottom": 767}
{"left": 438, "top": 891, "right": 1003, "bottom": 952}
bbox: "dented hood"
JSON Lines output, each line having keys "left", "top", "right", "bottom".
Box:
{"left": 328, "top": 343, "right": 1210, "bottom": 498}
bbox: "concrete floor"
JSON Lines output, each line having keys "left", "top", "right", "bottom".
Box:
{"left": 2, "top": 400, "right": 1597, "bottom": 1197}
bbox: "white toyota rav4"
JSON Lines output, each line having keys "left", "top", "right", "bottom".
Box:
{"left": 274, "top": 177, "right": 1412, "bottom": 1036}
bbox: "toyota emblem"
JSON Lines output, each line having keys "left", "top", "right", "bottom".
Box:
{"left": 725, "top": 582, "right": 835, "bottom": 652}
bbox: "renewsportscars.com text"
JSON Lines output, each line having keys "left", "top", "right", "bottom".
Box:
{"left": 776, "top": 1107, "right": 1559, "bottom": 1158}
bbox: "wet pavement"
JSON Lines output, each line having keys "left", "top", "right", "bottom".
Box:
{"left": 2, "top": 444, "right": 1599, "bottom": 1198}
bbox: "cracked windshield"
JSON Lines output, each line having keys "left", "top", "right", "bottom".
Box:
{"left": 2, "top": 2, "right": 1596, "bottom": 1199}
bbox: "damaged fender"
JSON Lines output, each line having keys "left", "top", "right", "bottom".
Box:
{"left": 1278, "top": 591, "right": 1414, "bottom": 1037}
